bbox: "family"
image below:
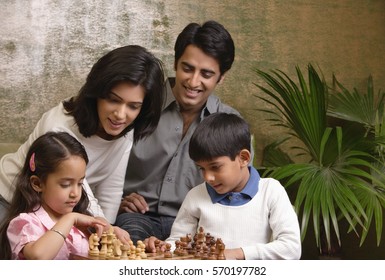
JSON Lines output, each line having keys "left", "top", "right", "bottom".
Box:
{"left": 0, "top": 20, "right": 301, "bottom": 260}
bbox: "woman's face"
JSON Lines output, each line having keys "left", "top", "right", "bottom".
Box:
{"left": 96, "top": 82, "right": 145, "bottom": 140}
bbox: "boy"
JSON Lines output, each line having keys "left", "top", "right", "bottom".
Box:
{"left": 164, "top": 112, "right": 301, "bottom": 260}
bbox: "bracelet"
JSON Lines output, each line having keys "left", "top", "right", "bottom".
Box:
{"left": 50, "top": 229, "right": 66, "bottom": 240}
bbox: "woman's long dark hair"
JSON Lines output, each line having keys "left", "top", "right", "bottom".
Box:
{"left": 63, "top": 45, "right": 165, "bottom": 142}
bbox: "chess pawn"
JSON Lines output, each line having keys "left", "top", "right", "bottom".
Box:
{"left": 201, "top": 245, "right": 209, "bottom": 260}
{"left": 135, "top": 246, "right": 143, "bottom": 260}
{"left": 129, "top": 245, "right": 137, "bottom": 260}
{"left": 208, "top": 245, "right": 217, "bottom": 260}
{"left": 154, "top": 239, "right": 161, "bottom": 254}
{"left": 194, "top": 243, "right": 202, "bottom": 259}
{"left": 164, "top": 243, "right": 172, "bottom": 258}
{"left": 174, "top": 240, "right": 181, "bottom": 255}
{"left": 217, "top": 243, "right": 226, "bottom": 260}
{"left": 120, "top": 244, "right": 129, "bottom": 260}
{"left": 137, "top": 241, "right": 147, "bottom": 259}
{"left": 180, "top": 241, "right": 189, "bottom": 256}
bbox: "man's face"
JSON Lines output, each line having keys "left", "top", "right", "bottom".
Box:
{"left": 173, "top": 45, "right": 223, "bottom": 112}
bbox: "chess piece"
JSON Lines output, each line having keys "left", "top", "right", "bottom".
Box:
{"left": 120, "top": 244, "right": 129, "bottom": 260}
{"left": 137, "top": 241, "right": 147, "bottom": 259}
{"left": 155, "top": 239, "right": 161, "bottom": 254}
{"left": 106, "top": 228, "right": 115, "bottom": 258}
{"left": 164, "top": 243, "right": 172, "bottom": 258}
{"left": 99, "top": 232, "right": 108, "bottom": 259}
{"left": 113, "top": 238, "right": 122, "bottom": 259}
{"left": 217, "top": 241, "right": 226, "bottom": 260}
{"left": 88, "top": 233, "right": 100, "bottom": 259}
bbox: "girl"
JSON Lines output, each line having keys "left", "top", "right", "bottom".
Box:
{"left": 0, "top": 131, "right": 107, "bottom": 260}
{"left": 0, "top": 45, "right": 165, "bottom": 240}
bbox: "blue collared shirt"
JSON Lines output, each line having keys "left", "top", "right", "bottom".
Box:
{"left": 206, "top": 166, "right": 261, "bottom": 206}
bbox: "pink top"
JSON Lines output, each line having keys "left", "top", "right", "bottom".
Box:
{"left": 7, "top": 207, "right": 89, "bottom": 259}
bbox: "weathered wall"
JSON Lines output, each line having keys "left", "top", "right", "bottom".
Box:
{"left": 1, "top": 0, "right": 385, "bottom": 161}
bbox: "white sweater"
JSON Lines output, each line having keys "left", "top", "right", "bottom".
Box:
{"left": 166, "top": 178, "right": 302, "bottom": 260}
{"left": 0, "top": 101, "right": 132, "bottom": 223}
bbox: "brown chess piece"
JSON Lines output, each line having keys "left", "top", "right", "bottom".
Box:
{"left": 164, "top": 243, "right": 172, "bottom": 258}
{"left": 217, "top": 242, "right": 226, "bottom": 260}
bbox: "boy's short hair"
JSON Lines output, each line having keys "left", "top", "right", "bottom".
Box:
{"left": 189, "top": 113, "right": 250, "bottom": 162}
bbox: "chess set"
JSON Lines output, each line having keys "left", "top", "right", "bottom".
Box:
{"left": 70, "top": 227, "right": 226, "bottom": 260}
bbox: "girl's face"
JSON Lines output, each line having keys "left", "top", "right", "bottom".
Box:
{"left": 36, "top": 156, "right": 86, "bottom": 221}
{"left": 96, "top": 82, "right": 145, "bottom": 140}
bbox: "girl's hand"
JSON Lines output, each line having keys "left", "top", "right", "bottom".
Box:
{"left": 72, "top": 213, "right": 107, "bottom": 236}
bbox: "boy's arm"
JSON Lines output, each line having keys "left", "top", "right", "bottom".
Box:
{"left": 242, "top": 179, "right": 301, "bottom": 260}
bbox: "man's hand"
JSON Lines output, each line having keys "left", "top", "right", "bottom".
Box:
{"left": 119, "top": 193, "right": 149, "bottom": 214}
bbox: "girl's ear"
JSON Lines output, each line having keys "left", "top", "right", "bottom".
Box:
{"left": 239, "top": 149, "right": 251, "bottom": 167}
{"left": 30, "top": 175, "right": 43, "bottom": 193}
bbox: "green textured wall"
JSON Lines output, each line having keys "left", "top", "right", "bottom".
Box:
{"left": 1, "top": 0, "right": 384, "bottom": 160}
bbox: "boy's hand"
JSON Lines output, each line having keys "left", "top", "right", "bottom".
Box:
{"left": 143, "top": 236, "right": 169, "bottom": 253}
{"left": 224, "top": 248, "right": 245, "bottom": 260}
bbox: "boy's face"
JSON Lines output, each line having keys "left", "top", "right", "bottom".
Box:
{"left": 195, "top": 150, "right": 250, "bottom": 194}
{"left": 173, "top": 44, "right": 224, "bottom": 112}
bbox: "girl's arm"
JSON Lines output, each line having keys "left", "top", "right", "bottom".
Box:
{"left": 22, "top": 212, "right": 106, "bottom": 260}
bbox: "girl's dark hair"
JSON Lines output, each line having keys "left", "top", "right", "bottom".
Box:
{"left": 189, "top": 113, "right": 250, "bottom": 162}
{"left": 174, "top": 20, "right": 235, "bottom": 77}
{"left": 0, "top": 131, "right": 90, "bottom": 259}
{"left": 63, "top": 45, "right": 165, "bottom": 143}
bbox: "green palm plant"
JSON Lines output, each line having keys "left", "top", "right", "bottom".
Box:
{"left": 328, "top": 75, "right": 385, "bottom": 245}
{"left": 253, "top": 64, "right": 385, "bottom": 254}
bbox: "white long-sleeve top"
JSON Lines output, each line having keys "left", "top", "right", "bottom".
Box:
{"left": 0, "top": 101, "right": 132, "bottom": 223}
{"left": 166, "top": 178, "right": 302, "bottom": 260}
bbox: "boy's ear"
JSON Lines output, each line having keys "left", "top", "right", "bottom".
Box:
{"left": 239, "top": 149, "right": 251, "bottom": 166}
{"left": 30, "top": 175, "right": 43, "bottom": 193}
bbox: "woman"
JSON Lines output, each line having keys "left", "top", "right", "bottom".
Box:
{"left": 0, "top": 45, "right": 165, "bottom": 242}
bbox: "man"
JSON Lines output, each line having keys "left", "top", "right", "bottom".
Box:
{"left": 115, "top": 20, "right": 243, "bottom": 242}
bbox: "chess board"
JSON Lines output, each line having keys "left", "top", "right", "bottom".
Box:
{"left": 70, "top": 252, "right": 204, "bottom": 260}
{"left": 70, "top": 227, "right": 225, "bottom": 260}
